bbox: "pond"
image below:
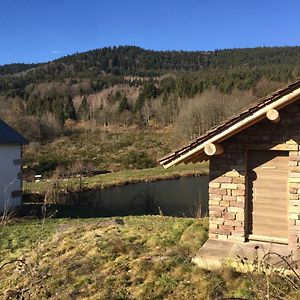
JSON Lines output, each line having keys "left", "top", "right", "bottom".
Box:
{"left": 25, "top": 175, "right": 209, "bottom": 218}
{"left": 84, "top": 175, "right": 209, "bottom": 217}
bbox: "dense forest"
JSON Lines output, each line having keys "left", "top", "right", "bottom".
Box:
{"left": 1, "top": 45, "right": 300, "bottom": 176}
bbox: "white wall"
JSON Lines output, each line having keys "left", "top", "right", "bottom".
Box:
{"left": 0, "top": 145, "right": 22, "bottom": 213}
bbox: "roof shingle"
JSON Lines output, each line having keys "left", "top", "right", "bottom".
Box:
{"left": 0, "top": 119, "right": 27, "bottom": 145}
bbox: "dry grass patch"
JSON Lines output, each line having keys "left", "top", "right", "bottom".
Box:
{"left": 1, "top": 216, "right": 299, "bottom": 299}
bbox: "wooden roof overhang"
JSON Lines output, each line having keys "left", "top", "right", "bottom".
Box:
{"left": 159, "top": 78, "right": 300, "bottom": 169}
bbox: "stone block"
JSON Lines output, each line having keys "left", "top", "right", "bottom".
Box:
{"left": 211, "top": 176, "right": 233, "bottom": 183}
{"left": 289, "top": 234, "right": 299, "bottom": 243}
{"left": 224, "top": 219, "right": 242, "bottom": 227}
{"left": 289, "top": 156, "right": 300, "bottom": 162}
{"left": 209, "top": 188, "right": 227, "bottom": 195}
{"left": 225, "top": 170, "right": 240, "bottom": 177}
{"left": 210, "top": 199, "right": 220, "bottom": 206}
{"left": 210, "top": 212, "right": 222, "bottom": 218}
{"left": 290, "top": 167, "right": 300, "bottom": 173}
{"left": 223, "top": 195, "right": 237, "bottom": 201}
{"left": 290, "top": 200, "right": 300, "bottom": 206}
{"left": 288, "top": 242, "right": 299, "bottom": 250}
{"left": 231, "top": 231, "right": 245, "bottom": 237}
{"left": 209, "top": 182, "right": 221, "bottom": 188}
{"left": 228, "top": 207, "right": 244, "bottom": 213}
{"left": 220, "top": 225, "right": 234, "bottom": 232}
{"left": 229, "top": 201, "right": 244, "bottom": 208}
{"left": 290, "top": 194, "right": 299, "bottom": 200}
{"left": 289, "top": 172, "right": 300, "bottom": 178}
{"left": 289, "top": 206, "right": 300, "bottom": 213}
{"left": 221, "top": 183, "right": 238, "bottom": 189}
{"left": 210, "top": 218, "right": 224, "bottom": 225}
{"left": 221, "top": 200, "right": 230, "bottom": 207}
{"left": 222, "top": 212, "right": 236, "bottom": 220}
{"left": 287, "top": 144, "right": 299, "bottom": 151}
{"left": 209, "top": 205, "right": 226, "bottom": 212}
{"left": 235, "top": 214, "right": 244, "bottom": 221}
{"left": 210, "top": 223, "right": 219, "bottom": 229}
{"left": 286, "top": 140, "right": 297, "bottom": 146}
{"left": 289, "top": 177, "right": 300, "bottom": 183}
{"left": 289, "top": 213, "right": 300, "bottom": 220}
{"left": 237, "top": 184, "right": 245, "bottom": 190}
{"left": 232, "top": 189, "right": 245, "bottom": 196}
{"left": 232, "top": 177, "right": 245, "bottom": 184}
{"left": 217, "top": 234, "right": 229, "bottom": 240}
{"left": 210, "top": 195, "right": 222, "bottom": 201}
{"left": 289, "top": 183, "right": 300, "bottom": 189}
{"left": 236, "top": 196, "right": 245, "bottom": 202}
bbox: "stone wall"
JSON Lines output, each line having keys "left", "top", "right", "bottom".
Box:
{"left": 208, "top": 100, "right": 300, "bottom": 249}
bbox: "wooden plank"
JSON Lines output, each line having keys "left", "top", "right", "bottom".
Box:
{"left": 249, "top": 234, "right": 288, "bottom": 245}
{"left": 252, "top": 204, "right": 286, "bottom": 212}
{"left": 247, "top": 150, "right": 288, "bottom": 240}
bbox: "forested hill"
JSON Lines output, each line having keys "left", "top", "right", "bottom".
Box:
{"left": 1, "top": 45, "right": 300, "bottom": 143}
{"left": 2, "top": 45, "right": 300, "bottom": 177}
{"left": 2, "top": 45, "right": 300, "bottom": 78}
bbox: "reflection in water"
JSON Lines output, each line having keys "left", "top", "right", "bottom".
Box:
{"left": 100, "top": 176, "right": 209, "bottom": 217}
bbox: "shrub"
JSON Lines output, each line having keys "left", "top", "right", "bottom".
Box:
{"left": 120, "top": 151, "right": 156, "bottom": 169}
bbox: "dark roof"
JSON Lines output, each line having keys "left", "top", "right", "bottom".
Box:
{"left": 159, "top": 77, "right": 300, "bottom": 168}
{"left": 0, "top": 119, "right": 28, "bottom": 145}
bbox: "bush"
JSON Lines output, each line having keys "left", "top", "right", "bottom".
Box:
{"left": 120, "top": 151, "right": 157, "bottom": 169}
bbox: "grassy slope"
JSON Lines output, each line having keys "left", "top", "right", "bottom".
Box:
{"left": 24, "top": 126, "right": 182, "bottom": 176}
{"left": 24, "top": 162, "right": 208, "bottom": 194}
{"left": 1, "top": 216, "right": 298, "bottom": 300}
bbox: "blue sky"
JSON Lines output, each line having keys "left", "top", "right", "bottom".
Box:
{"left": 1, "top": 0, "right": 300, "bottom": 65}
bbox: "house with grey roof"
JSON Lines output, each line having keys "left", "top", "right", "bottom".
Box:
{"left": 0, "top": 119, "right": 27, "bottom": 214}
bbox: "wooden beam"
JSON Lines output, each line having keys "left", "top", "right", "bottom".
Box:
{"left": 266, "top": 109, "right": 280, "bottom": 123}
{"left": 184, "top": 152, "right": 208, "bottom": 164}
{"left": 204, "top": 143, "right": 224, "bottom": 156}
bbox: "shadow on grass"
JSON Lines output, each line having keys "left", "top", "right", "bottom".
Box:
{"left": 15, "top": 203, "right": 160, "bottom": 219}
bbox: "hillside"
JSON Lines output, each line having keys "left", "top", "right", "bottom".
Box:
{"left": 1, "top": 45, "right": 300, "bottom": 176}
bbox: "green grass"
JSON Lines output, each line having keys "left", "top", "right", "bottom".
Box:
{"left": 1, "top": 216, "right": 297, "bottom": 299}
{"left": 24, "top": 162, "right": 208, "bottom": 194}
{"left": 0, "top": 219, "right": 64, "bottom": 262}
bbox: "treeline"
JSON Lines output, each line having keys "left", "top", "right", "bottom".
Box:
{"left": 2, "top": 46, "right": 300, "bottom": 95}
{"left": 1, "top": 45, "right": 300, "bottom": 142}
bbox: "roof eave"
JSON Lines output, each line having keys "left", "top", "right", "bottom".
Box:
{"left": 160, "top": 86, "right": 300, "bottom": 169}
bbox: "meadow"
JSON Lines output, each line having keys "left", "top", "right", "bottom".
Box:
{"left": 1, "top": 216, "right": 299, "bottom": 299}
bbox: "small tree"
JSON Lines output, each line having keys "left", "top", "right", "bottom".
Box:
{"left": 78, "top": 96, "right": 90, "bottom": 121}
{"left": 64, "top": 96, "right": 76, "bottom": 120}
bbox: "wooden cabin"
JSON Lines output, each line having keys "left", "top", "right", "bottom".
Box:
{"left": 0, "top": 119, "right": 27, "bottom": 215}
{"left": 159, "top": 78, "right": 300, "bottom": 270}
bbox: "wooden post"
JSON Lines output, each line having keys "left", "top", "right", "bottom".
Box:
{"left": 266, "top": 109, "right": 280, "bottom": 123}
{"left": 204, "top": 143, "right": 224, "bottom": 156}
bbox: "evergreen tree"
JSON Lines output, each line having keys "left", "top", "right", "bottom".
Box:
{"left": 78, "top": 96, "right": 90, "bottom": 120}
{"left": 118, "top": 96, "right": 131, "bottom": 113}
{"left": 64, "top": 96, "right": 77, "bottom": 120}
